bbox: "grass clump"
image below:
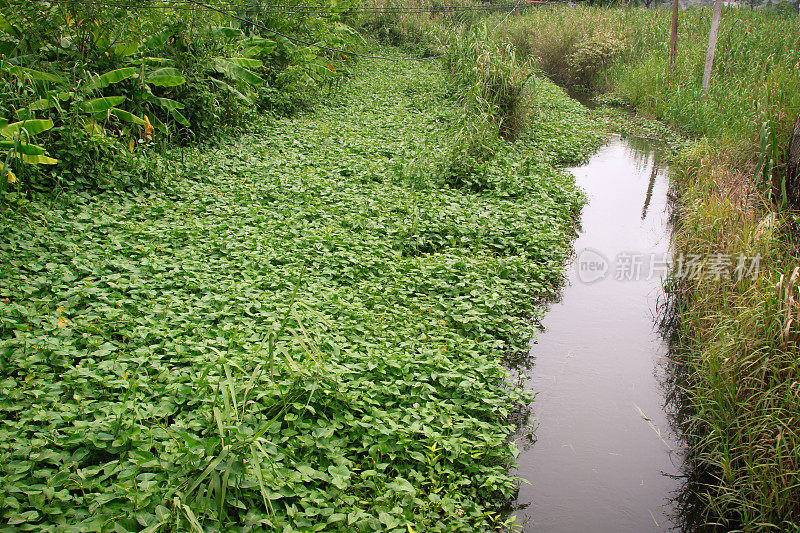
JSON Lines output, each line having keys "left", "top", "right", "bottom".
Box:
{"left": 502, "top": 7, "right": 625, "bottom": 89}
{"left": 436, "top": 23, "right": 533, "bottom": 192}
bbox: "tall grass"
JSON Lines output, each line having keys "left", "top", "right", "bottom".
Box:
{"left": 503, "top": 5, "right": 800, "bottom": 153}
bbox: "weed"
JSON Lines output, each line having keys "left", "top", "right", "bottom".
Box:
{"left": 0, "top": 49, "right": 595, "bottom": 531}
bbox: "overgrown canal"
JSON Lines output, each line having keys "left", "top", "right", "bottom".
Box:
{"left": 514, "top": 136, "right": 684, "bottom": 531}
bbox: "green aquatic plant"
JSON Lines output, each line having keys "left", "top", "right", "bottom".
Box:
{"left": 0, "top": 49, "right": 597, "bottom": 531}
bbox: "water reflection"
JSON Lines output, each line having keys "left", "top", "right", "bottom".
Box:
{"left": 511, "top": 135, "right": 690, "bottom": 531}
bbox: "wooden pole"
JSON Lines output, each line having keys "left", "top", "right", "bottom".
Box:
{"left": 702, "top": 0, "right": 724, "bottom": 92}
{"left": 786, "top": 115, "right": 800, "bottom": 208}
{"left": 670, "top": 0, "right": 679, "bottom": 69}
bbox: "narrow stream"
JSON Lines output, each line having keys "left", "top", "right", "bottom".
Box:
{"left": 514, "top": 135, "right": 684, "bottom": 531}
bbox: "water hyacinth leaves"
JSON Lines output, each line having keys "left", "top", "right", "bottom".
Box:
{"left": 0, "top": 55, "right": 596, "bottom": 530}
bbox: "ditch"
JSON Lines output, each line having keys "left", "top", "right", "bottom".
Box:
{"left": 513, "top": 135, "right": 685, "bottom": 531}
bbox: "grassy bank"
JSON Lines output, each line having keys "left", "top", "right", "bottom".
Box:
{"left": 496, "top": 4, "right": 800, "bottom": 530}
{"left": 0, "top": 45, "right": 602, "bottom": 530}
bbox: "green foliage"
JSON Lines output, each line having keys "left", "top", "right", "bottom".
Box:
{"left": 430, "top": 23, "right": 535, "bottom": 192}
{"left": 443, "top": 24, "right": 532, "bottom": 141}
{"left": 0, "top": 0, "right": 361, "bottom": 193}
{"left": 504, "top": 4, "right": 800, "bottom": 162}
{"left": 501, "top": 7, "right": 626, "bottom": 89}
{"left": 0, "top": 49, "right": 594, "bottom": 532}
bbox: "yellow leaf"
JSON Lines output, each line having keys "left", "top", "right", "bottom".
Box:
{"left": 58, "top": 316, "right": 68, "bottom": 328}
{"left": 84, "top": 122, "right": 105, "bottom": 137}
{"left": 6, "top": 170, "right": 16, "bottom": 184}
{"left": 143, "top": 115, "right": 154, "bottom": 142}
{"left": 19, "top": 153, "right": 58, "bottom": 165}
{"left": 128, "top": 138, "right": 135, "bottom": 153}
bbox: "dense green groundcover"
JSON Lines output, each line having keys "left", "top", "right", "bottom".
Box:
{"left": 0, "top": 54, "right": 601, "bottom": 531}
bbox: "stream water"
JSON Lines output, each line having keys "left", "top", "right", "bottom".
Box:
{"left": 513, "top": 135, "right": 685, "bottom": 531}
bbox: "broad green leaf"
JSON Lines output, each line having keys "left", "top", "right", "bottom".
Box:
{"left": 114, "top": 41, "right": 140, "bottom": 57}
{"left": 0, "top": 118, "right": 7, "bottom": 129}
{"left": 18, "top": 153, "right": 58, "bottom": 165}
{"left": 0, "top": 13, "right": 22, "bottom": 38}
{"left": 8, "top": 510, "right": 39, "bottom": 525}
{"left": 228, "top": 57, "right": 263, "bottom": 69}
{"left": 14, "top": 109, "right": 35, "bottom": 121}
{"left": 146, "top": 68, "right": 186, "bottom": 87}
{"left": 306, "top": 63, "right": 335, "bottom": 82}
{"left": 169, "top": 109, "right": 190, "bottom": 127}
{"left": 148, "top": 97, "right": 185, "bottom": 112}
{"left": 212, "top": 59, "right": 263, "bottom": 86}
{"left": 242, "top": 38, "right": 277, "bottom": 58}
{"left": 210, "top": 78, "right": 252, "bottom": 105}
{"left": 109, "top": 108, "right": 146, "bottom": 125}
{"left": 77, "top": 96, "right": 126, "bottom": 114}
{"left": 83, "top": 122, "right": 105, "bottom": 137}
{"left": 0, "top": 140, "right": 46, "bottom": 155}
{"left": 139, "top": 25, "right": 178, "bottom": 52}
{"left": 272, "top": 34, "right": 295, "bottom": 53}
{"left": 215, "top": 27, "right": 243, "bottom": 38}
{"left": 84, "top": 68, "right": 137, "bottom": 91}
{"left": 7, "top": 66, "right": 65, "bottom": 84}
{"left": 387, "top": 476, "right": 416, "bottom": 494}
{"left": 1, "top": 119, "right": 54, "bottom": 138}
{"left": 20, "top": 98, "right": 54, "bottom": 112}
{"left": 148, "top": 113, "right": 169, "bottom": 134}
{"left": 0, "top": 41, "right": 16, "bottom": 57}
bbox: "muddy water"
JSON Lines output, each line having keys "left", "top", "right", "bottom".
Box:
{"left": 514, "top": 135, "right": 684, "bottom": 532}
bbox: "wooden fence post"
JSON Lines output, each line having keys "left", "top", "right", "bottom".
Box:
{"left": 702, "top": 0, "right": 724, "bottom": 92}
{"left": 670, "top": 0, "right": 679, "bottom": 69}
